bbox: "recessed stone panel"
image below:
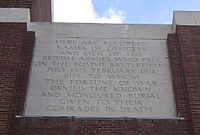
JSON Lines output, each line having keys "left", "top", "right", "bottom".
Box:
{"left": 24, "top": 36, "right": 176, "bottom": 118}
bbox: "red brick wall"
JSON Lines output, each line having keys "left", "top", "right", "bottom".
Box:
{"left": 175, "top": 25, "right": 200, "bottom": 135}
{"left": 166, "top": 25, "right": 200, "bottom": 135}
{"left": 0, "top": 23, "right": 35, "bottom": 135}
{"left": 6, "top": 118, "right": 193, "bottom": 135}
{"left": 167, "top": 33, "right": 193, "bottom": 134}
{"left": 8, "top": 31, "right": 35, "bottom": 135}
{"left": 0, "top": 23, "right": 27, "bottom": 134}
{"left": 0, "top": 0, "right": 52, "bottom": 22}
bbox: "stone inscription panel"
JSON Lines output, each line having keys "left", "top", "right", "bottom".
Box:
{"left": 24, "top": 37, "right": 176, "bottom": 117}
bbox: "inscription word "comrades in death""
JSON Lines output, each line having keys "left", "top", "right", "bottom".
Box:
{"left": 25, "top": 37, "right": 176, "bottom": 118}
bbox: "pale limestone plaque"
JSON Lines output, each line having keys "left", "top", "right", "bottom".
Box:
{"left": 24, "top": 37, "right": 176, "bottom": 118}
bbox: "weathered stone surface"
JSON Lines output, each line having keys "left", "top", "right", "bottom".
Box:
{"left": 28, "top": 23, "right": 172, "bottom": 39}
{"left": 24, "top": 23, "right": 176, "bottom": 118}
{"left": 0, "top": 8, "right": 30, "bottom": 22}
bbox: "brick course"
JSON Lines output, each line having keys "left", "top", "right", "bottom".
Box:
{"left": 176, "top": 25, "right": 200, "bottom": 135}
{"left": 0, "top": 23, "right": 35, "bottom": 135}
{"left": 8, "top": 31, "right": 35, "bottom": 135}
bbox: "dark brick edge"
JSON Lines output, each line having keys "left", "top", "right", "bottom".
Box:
{"left": 176, "top": 25, "right": 200, "bottom": 135}
{"left": 8, "top": 31, "right": 35, "bottom": 135}
{"left": 0, "top": 23, "right": 30, "bottom": 134}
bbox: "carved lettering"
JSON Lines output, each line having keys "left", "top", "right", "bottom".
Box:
{"left": 25, "top": 38, "right": 175, "bottom": 118}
